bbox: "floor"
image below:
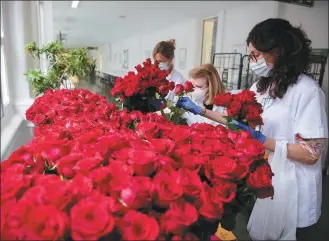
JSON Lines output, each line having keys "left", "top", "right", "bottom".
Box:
{"left": 76, "top": 78, "right": 329, "bottom": 241}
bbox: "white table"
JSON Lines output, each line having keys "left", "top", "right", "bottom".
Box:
{"left": 96, "top": 68, "right": 128, "bottom": 78}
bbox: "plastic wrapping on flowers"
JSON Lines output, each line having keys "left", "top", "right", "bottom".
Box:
{"left": 1, "top": 88, "right": 274, "bottom": 240}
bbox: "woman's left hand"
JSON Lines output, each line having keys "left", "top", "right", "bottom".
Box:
{"left": 232, "top": 120, "right": 267, "bottom": 143}
{"left": 149, "top": 99, "right": 165, "bottom": 111}
{"left": 176, "top": 97, "right": 202, "bottom": 115}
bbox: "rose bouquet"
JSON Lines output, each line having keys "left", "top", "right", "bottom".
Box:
{"left": 110, "top": 58, "right": 172, "bottom": 113}
{"left": 1, "top": 89, "right": 274, "bottom": 241}
{"left": 110, "top": 58, "right": 194, "bottom": 124}
{"left": 213, "top": 90, "right": 263, "bottom": 129}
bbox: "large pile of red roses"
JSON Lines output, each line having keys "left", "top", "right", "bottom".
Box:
{"left": 1, "top": 88, "right": 274, "bottom": 241}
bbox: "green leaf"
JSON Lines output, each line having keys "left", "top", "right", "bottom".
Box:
{"left": 227, "top": 123, "right": 241, "bottom": 131}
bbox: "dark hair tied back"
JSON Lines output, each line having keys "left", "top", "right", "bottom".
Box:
{"left": 247, "top": 18, "right": 312, "bottom": 98}
{"left": 153, "top": 39, "right": 176, "bottom": 60}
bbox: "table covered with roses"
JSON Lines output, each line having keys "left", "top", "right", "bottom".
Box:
{"left": 0, "top": 59, "right": 274, "bottom": 241}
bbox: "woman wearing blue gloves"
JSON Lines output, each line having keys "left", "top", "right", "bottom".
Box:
{"left": 178, "top": 18, "right": 328, "bottom": 240}
{"left": 181, "top": 63, "right": 232, "bottom": 126}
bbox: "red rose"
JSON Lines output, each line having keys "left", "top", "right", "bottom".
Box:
{"left": 240, "top": 89, "right": 257, "bottom": 104}
{"left": 174, "top": 84, "right": 184, "bottom": 95}
{"left": 176, "top": 168, "right": 203, "bottom": 198}
{"left": 32, "top": 174, "right": 61, "bottom": 186}
{"left": 1, "top": 202, "right": 31, "bottom": 240}
{"left": 20, "top": 182, "right": 73, "bottom": 211}
{"left": 172, "top": 144, "right": 192, "bottom": 160}
{"left": 180, "top": 154, "right": 203, "bottom": 171}
{"left": 168, "top": 81, "right": 175, "bottom": 91}
{"left": 120, "top": 176, "right": 154, "bottom": 209}
{"left": 33, "top": 114, "right": 46, "bottom": 124}
{"left": 135, "top": 64, "right": 143, "bottom": 72}
{"left": 199, "top": 183, "right": 224, "bottom": 220}
{"left": 70, "top": 197, "right": 115, "bottom": 240}
{"left": 127, "top": 149, "right": 157, "bottom": 176}
{"left": 227, "top": 100, "right": 242, "bottom": 116}
{"left": 136, "top": 122, "right": 160, "bottom": 140}
{"left": 244, "top": 104, "right": 263, "bottom": 121}
{"left": 118, "top": 211, "right": 160, "bottom": 240}
{"left": 183, "top": 81, "right": 194, "bottom": 92}
{"left": 213, "top": 92, "right": 232, "bottom": 107}
{"left": 150, "top": 138, "right": 175, "bottom": 155}
{"left": 107, "top": 161, "right": 134, "bottom": 194}
{"left": 160, "top": 200, "right": 198, "bottom": 235}
{"left": 235, "top": 138, "right": 265, "bottom": 162}
{"left": 5, "top": 145, "right": 45, "bottom": 174}
{"left": 210, "top": 178, "right": 237, "bottom": 203}
{"left": 153, "top": 169, "right": 184, "bottom": 207}
{"left": 34, "top": 140, "right": 71, "bottom": 166}
{"left": 247, "top": 161, "right": 274, "bottom": 199}
{"left": 72, "top": 173, "right": 94, "bottom": 200}
{"left": 56, "top": 153, "right": 83, "bottom": 178}
{"left": 168, "top": 126, "right": 191, "bottom": 144}
{"left": 205, "top": 156, "right": 248, "bottom": 181}
{"left": 1, "top": 174, "right": 32, "bottom": 201}
{"left": 25, "top": 205, "right": 69, "bottom": 240}
{"left": 73, "top": 156, "right": 104, "bottom": 175}
{"left": 159, "top": 85, "right": 170, "bottom": 95}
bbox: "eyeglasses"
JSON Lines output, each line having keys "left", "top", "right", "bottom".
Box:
{"left": 248, "top": 54, "right": 258, "bottom": 62}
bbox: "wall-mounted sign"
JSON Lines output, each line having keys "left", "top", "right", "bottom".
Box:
{"left": 178, "top": 48, "right": 187, "bottom": 69}
{"left": 123, "top": 49, "right": 128, "bottom": 69}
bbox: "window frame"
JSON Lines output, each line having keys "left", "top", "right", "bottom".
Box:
{"left": 1, "top": 1, "right": 12, "bottom": 126}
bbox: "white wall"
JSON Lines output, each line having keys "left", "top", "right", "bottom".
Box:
{"left": 218, "top": 1, "right": 279, "bottom": 53}
{"left": 105, "top": 18, "right": 203, "bottom": 79}
{"left": 98, "top": 1, "right": 328, "bottom": 91}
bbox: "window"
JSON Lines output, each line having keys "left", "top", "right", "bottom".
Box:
{"left": 1, "top": 1, "right": 10, "bottom": 113}
{"left": 37, "top": 1, "right": 48, "bottom": 73}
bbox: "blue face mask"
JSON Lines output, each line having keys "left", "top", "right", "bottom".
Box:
{"left": 159, "top": 62, "right": 169, "bottom": 70}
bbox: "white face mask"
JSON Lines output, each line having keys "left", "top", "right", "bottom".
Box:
{"left": 189, "top": 87, "right": 207, "bottom": 103}
{"left": 159, "top": 62, "right": 169, "bottom": 70}
{"left": 250, "top": 58, "right": 272, "bottom": 77}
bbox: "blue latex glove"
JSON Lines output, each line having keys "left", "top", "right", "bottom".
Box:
{"left": 176, "top": 97, "right": 202, "bottom": 115}
{"left": 231, "top": 120, "right": 266, "bottom": 143}
{"left": 149, "top": 98, "right": 164, "bottom": 111}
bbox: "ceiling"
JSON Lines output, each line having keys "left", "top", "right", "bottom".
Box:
{"left": 52, "top": 1, "right": 250, "bottom": 47}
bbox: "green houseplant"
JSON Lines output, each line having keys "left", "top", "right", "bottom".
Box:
{"left": 25, "top": 41, "right": 96, "bottom": 95}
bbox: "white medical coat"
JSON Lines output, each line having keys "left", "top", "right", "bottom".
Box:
{"left": 165, "top": 69, "right": 186, "bottom": 103}
{"left": 250, "top": 74, "right": 328, "bottom": 228}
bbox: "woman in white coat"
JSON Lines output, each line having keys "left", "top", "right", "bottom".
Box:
{"left": 178, "top": 18, "right": 328, "bottom": 240}
{"left": 153, "top": 39, "right": 185, "bottom": 103}
{"left": 181, "top": 63, "right": 239, "bottom": 126}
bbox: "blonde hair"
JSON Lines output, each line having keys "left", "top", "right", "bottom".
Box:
{"left": 189, "top": 64, "right": 226, "bottom": 105}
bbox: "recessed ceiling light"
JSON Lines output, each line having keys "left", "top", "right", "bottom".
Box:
{"left": 71, "top": 1, "right": 79, "bottom": 8}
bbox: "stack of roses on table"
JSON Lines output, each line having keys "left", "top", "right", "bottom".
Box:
{"left": 1, "top": 88, "right": 274, "bottom": 241}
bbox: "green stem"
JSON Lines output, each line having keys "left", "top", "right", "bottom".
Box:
{"left": 160, "top": 108, "right": 170, "bottom": 121}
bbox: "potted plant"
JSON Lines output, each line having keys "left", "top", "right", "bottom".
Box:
{"left": 24, "top": 41, "right": 96, "bottom": 96}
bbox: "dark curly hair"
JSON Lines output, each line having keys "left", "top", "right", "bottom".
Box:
{"left": 247, "top": 18, "right": 312, "bottom": 99}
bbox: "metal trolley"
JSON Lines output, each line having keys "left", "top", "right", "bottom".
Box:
{"left": 212, "top": 53, "right": 243, "bottom": 90}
